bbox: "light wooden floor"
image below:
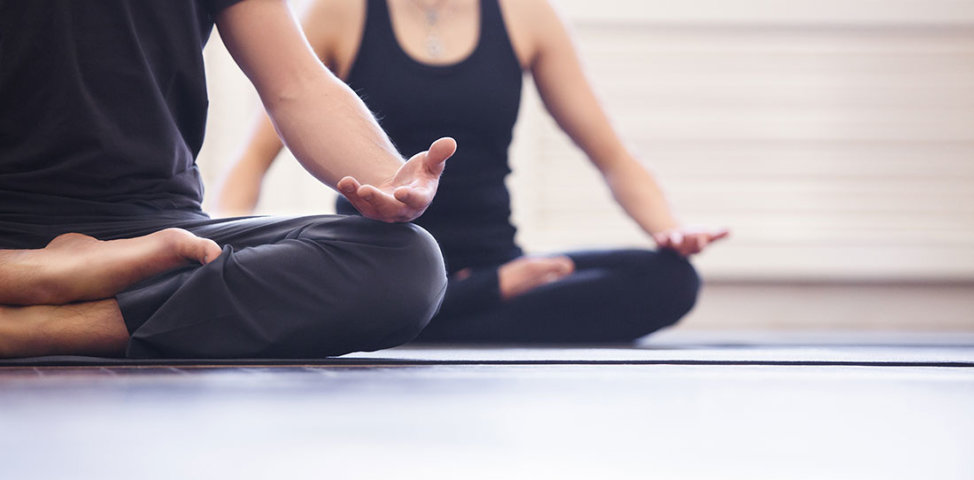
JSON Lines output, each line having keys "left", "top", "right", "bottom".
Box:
{"left": 1, "top": 332, "right": 972, "bottom": 480}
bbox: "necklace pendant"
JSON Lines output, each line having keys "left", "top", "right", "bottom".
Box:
{"left": 426, "top": 34, "right": 444, "bottom": 59}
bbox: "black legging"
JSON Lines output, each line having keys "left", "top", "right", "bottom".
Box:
{"left": 416, "top": 249, "right": 700, "bottom": 343}
{"left": 0, "top": 215, "right": 447, "bottom": 358}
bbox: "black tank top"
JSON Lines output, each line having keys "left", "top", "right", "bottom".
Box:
{"left": 339, "top": 0, "right": 523, "bottom": 273}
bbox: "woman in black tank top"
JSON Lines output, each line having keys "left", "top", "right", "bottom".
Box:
{"left": 217, "top": 0, "right": 728, "bottom": 343}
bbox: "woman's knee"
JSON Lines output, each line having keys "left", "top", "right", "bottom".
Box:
{"left": 609, "top": 249, "right": 699, "bottom": 326}
{"left": 648, "top": 251, "right": 700, "bottom": 325}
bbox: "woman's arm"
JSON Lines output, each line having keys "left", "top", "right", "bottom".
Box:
{"left": 214, "top": 113, "right": 282, "bottom": 217}
{"left": 521, "top": 0, "right": 726, "bottom": 254}
{"left": 214, "top": 0, "right": 454, "bottom": 222}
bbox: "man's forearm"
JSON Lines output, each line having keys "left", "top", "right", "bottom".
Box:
{"left": 216, "top": 0, "right": 404, "bottom": 191}
{"left": 262, "top": 72, "right": 404, "bottom": 189}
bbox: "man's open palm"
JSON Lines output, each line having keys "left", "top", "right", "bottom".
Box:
{"left": 337, "top": 137, "right": 456, "bottom": 223}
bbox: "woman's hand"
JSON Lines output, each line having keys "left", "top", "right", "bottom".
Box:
{"left": 652, "top": 226, "right": 730, "bottom": 256}
{"left": 498, "top": 255, "right": 575, "bottom": 300}
{"left": 337, "top": 137, "right": 456, "bottom": 222}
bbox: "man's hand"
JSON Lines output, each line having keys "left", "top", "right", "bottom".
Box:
{"left": 337, "top": 137, "right": 456, "bottom": 222}
{"left": 652, "top": 226, "right": 730, "bottom": 256}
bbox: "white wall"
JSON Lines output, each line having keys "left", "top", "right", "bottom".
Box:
{"left": 198, "top": 0, "right": 974, "bottom": 283}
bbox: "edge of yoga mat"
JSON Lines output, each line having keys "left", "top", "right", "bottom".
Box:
{"left": 3, "top": 346, "right": 974, "bottom": 368}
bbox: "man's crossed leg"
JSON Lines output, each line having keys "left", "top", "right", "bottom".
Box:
{"left": 0, "top": 229, "right": 221, "bottom": 357}
{"left": 0, "top": 216, "right": 446, "bottom": 359}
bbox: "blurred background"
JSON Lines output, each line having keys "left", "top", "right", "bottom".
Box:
{"left": 197, "top": 0, "right": 974, "bottom": 333}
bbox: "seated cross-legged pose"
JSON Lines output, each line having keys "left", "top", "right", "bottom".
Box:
{"left": 0, "top": 0, "right": 458, "bottom": 359}
{"left": 216, "top": 0, "right": 729, "bottom": 343}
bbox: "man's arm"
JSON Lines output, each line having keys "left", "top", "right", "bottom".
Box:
{"left": 214, "top": 0, "right": 454, "bottom": 222}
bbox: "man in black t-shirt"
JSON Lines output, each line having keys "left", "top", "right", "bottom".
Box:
{"left": 0, "top": 0, "right": 454, "bottom": 358}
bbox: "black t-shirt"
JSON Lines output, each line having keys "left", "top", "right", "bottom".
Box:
{"left": 0, "top": 0, "right": 242, "bottom": 223}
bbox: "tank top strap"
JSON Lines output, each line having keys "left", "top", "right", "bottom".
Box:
{"left": 479, "top": 0, "right": 503, "bottom": 40}
{"left": 478, "top": 0, "right": 520, "bottom": 69}
{"left": 360, "top": 0, "right": 397, "bottom": 52}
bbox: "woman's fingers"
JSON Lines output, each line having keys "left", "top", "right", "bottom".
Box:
{"left": 654, "top": 227, "right": 729, "bottom": 256}
{"left": 694, "top": 235, "right": 709, "bottom": 253}
{"left": 708, "top": 227, "right": 731, "bottom": 242}
{"left": 653, "top": 232, "right": 670, "bottom": 249}
{"left": 681, "top": 234, "right": 698, "bottom": 255}
{"left": 669, "top": 231, "right": 684, "bottom": 252}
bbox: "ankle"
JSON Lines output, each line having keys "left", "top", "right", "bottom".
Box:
{"left": 0, "top": 302, "right": 127, "bottom": 358}
{"left": 0, "top": 306, "right": 10, "bottom": 357}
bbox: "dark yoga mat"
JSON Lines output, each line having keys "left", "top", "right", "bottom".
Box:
{"left": 3, "top": 340, "right": 974, "bottom": 368}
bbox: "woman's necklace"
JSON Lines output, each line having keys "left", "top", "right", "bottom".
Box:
{"left": 410, "top": 0, "right": 450, "bottom": 59}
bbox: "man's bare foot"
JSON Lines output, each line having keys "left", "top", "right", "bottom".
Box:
{"left": 0, "top": 228, "right": 221, "bottom": 305}
{"left": 498, "top": 255, "right": 575, "bottom": 300}
{"left": 0, "top": 300, "right": 128, "bottom": 358}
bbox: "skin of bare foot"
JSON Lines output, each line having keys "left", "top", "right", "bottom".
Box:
{"left": 0, "top": 228, "right": 221, "bottom": 306}
{"left": 453, "top": 268, "right": 473, "bottom": 281}
{"left": 498, "top": 255, "right": 575, "bottom": 301}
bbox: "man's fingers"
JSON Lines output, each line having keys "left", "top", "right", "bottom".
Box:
{"left": 427, "top": 137, "right": 457, "bottom": 162}
{"left": 342, "top": 139, "right": 455, "bottom": 223}
{"left": 392, "top": 187, "right": 412, "bottom": 204}
{"left": 337, "top": 176, "right": 361, "bottom": 195}
{"left": 338, "top": 176, "right": 375, "bottom": 215}
{"left": 394, "top": 186, "right": 432, "bottom": 208}
{"left": 358, "top": 184, "right": 394, "bottom": 209}
{"left": 357, "top": 184, "right": 375, "bottom": 201}
{"left": 424, "top": 137, "right": 456, "bottom": 175}
{"left": 340, "top": 179, "right": 390, "bottom": 219}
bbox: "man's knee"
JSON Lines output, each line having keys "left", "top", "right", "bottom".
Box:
{"left": 304, "top": 218, "right": 447, "bottom": 352}
{"left": 359, "top": 223, "right": 446, "bottom": 349}
{"left": 327, "top": 217, "right": 446, "bottom": 300}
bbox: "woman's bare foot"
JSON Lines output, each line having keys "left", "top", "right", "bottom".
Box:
{"left": 498, "top": 255, "right": 575, "bottom": 300}
{"left": 0, "top": 300, "right": 128, "bottom": 358}
{"left": 0, "top": 228, "right": 221, "bottom": 305}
